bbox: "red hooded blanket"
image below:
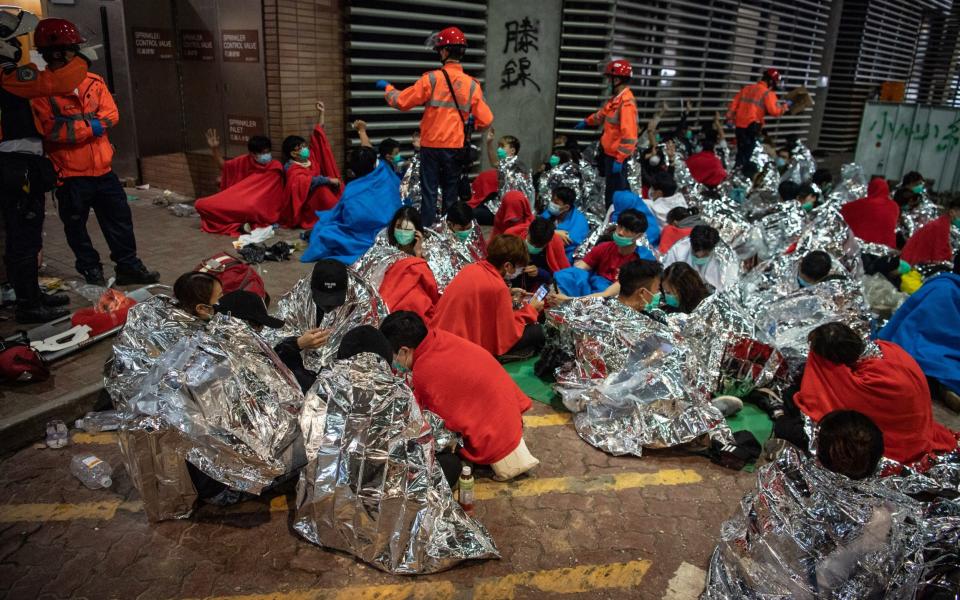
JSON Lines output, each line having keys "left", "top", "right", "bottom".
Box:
{"left": 686, "top": 151, "right": 727, "bottom": 187}
{"left": 430, "top": 260, "right": 538, "bottom": 356}
{"left": 379, "top": 256, "right": 440, "bottom": 321}
{"left": 491, "top": 190, "right": 534, "bottom": 239}
{"left": 195, "top": 155, "right": 285, "bottom": 236}
{"left": 282, "top": 125, "right": 342, "bottom": 230}
{"left": 840, "top": 178, "right": 900, "bottom": 249}
{"left": 504, "top": 223, "right": 571, "bottom": 273}
{"left": 901, "top": 214, "right": 953, "bottom": 265}
{"left": 469, "top": 168, "right": 499, "bottom": 209}
{"left": 411, "top": 328, "right": 531, "bottom": 463}
{"left": 794, "top": 340, "right": 957, "bottom": 464}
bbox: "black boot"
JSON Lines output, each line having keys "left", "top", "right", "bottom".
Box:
{"left": 82, "top": 267, "right": 107, "bottom": 286}
{"left": 15, "top": 304, "right": 70, "bottom": 324}
{"left": 114, "top": 263, "right": 160, "bottom": 286}
{"left": 40, "top": 292, "right": 70, "bottom": 307}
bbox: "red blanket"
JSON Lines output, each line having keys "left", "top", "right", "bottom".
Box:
{"left": 840, "top": 178, "right": 900, "bottom": 248}
{"left": 901, "top": 214, "right": 953, "bottom": 265}
{"left": 281, "top": 125, "right": 342, "bottom": 230}
{"left": 195, "top": 155, "right": 285, "bottom": 236}
{"left": 686, "top": 151, "right": 727, "bottom": 186}
{"left": 658, "top": 224, "right": 692, "bottom": 253}
{"left": 491, "top": 190, "right": 534, "bottom": 239}
{"left": 505, "top": 223, "right": 571, "bottom": 272}
{"left": 430, "top": 260, "right": 538, "bottom": 356}
{"left": 379, "top": 256, "right": 440, "bottom": 321}
{"left": 412, "top": 329, "right": 531, "bottom": 463}
{"left": 794, "top": 340, "right": 957, "bottom": 464}
{"left": 469, "top": 168, "right": 499, "bottom": 208}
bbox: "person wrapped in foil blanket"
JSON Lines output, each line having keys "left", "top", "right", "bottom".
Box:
{"left": 293, "top": 351, "right": 499, "bottom": 574}
{"left": 779, "top": 137, "right": 816, "bottom": 185}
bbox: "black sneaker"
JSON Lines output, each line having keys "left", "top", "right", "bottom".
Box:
{"left": 40, "top": 292, "right": 70, "bottom": 307}
{"left": 82, "top": 268, "right": 107, "bottom": 286}
{"left": 114, "top": 264, "right": 160, "bottom": 286}
{"left": 15, "top": 304, "right": 70, "bottom": 324}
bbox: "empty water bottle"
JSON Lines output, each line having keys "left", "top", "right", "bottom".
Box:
{"left": 70, "top": 454, "right": 113, "bottom": 489}
{"left": 74, "top": 410, "right": 121, "bottom": 433}
{"left": 45, "top": 419, "right": 69, "bottom": 449}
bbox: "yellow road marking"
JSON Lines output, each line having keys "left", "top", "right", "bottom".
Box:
{"left": 195, "top": 559, "right": 651, "bottom": 600}
{"left": 0, "top": 469, "right": 699, "bottom": 524}
{"left": 71, "top": 432, "right": 118, "bottom": 445}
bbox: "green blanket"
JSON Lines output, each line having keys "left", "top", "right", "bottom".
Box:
{"left": 502, "top": 356, "right": 558, "bottom": 406}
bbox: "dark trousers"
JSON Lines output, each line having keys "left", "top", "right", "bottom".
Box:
{"left": 600, "top": 153, "right": 628, "bottom": 208}
{"left": 56, "top": 171, "right": 141, "bottom": 275}
{"left": 500, "top": 322, "right": 546, "bottom": 360}
{"left": 2, "top": 186, "right": 45, "bottom": 304}
{"left": 473, "top": 203, "right": 495, "bottom": 226}
{"left": 734, "top": 123, "right": 761, "bottom": 172}
{"left": 772, "top": 382, "right": 810, "bottom": 452}
{"left": 419, "top": 147, "right": 461, "bottom": 227}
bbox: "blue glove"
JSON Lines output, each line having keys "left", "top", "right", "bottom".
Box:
{"left": 375, "top": 79, "right": 391, "bottom": 91}
{"left": 574, "top": 120, "right": 588, "bottom": 130}
{"left": 466, "top": 115, "right": 475, "bottom": 127}
{"left": 784, "top": 99, "right": 794, "bottom": 108}
{"left": 611, "top": 160, "right": 623, "bottom": 174}
{"left": 90, "top": 118, "right": 105, "bottom": 137}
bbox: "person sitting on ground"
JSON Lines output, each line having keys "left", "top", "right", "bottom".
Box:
{"left": 900, "top": 198, "right": 960, "bottom": 267}
{"left": 380, "top": 311, "right": 539, "bottom": 481}
{"left": 663, "top": 224, "right": 733, "bottom": 291}
{"left": 195, "top": 131, "right": 286, "bottom": 236}
{"left": 443, "top": 201, "right": 486, "bottom": 261}
{"left": 818, "top": 410, "right": 886, "bottom": 480}
{"left": 554, "top": 209, "right": 653, "bottom": 297}
{"left": 301, "top": 146, "right": 403, "bottom": 264}
{"left": 658, "top": 262, "right": 709, "bottom": 314}
{"left": 173, "top": 271, "right": 223, "bottom": 320}
{"left": 505, "top": 217, "right": 570, "bottom": 292}
{"left": 378, "top": 137, "right": 404, "bottom": 174}
{"left": 796, "top": 182, "right": 819, "bottom": 213}
{"left": 609, "top": 189, "right": 661, "bottom": 249}
{"left": 686, "top": 131, "right": 727, "bottom": 186}
{"left": 812, "top": 168, "right": 833, "bottom": 198}
{"left": 490, "top": 189, "right": 534, "bottom": 239}
{"left": 644, "top": 171, "right": 687, "bottom": 228}
{"left": 790, "top": 322, "right": 958, "bottom": 464}
{"left": 280, "top": 101, "right": 342, "bottom": 230}
{"left": 485, "top": 130, "right": 519, "bottom": 168}
{"left": 796, "top": 250, "right": 840, "bottom": 288}
{"left": 485, "top": 129, "right": 535, "bottom": 210}
{"left": 658, "top": 206, "right": 695, "bottom": 254}
{"left": 616, "top": 259, "right": 664, "bottom": 315}
{"left": 778, "top": 180, "right": 800, "bottom": 204}
{"left": 379, "top": 206, "right": 440, "bottom": 321}
{"left": 840, "top": 177, "right": 900, "bottom": 249}
{"left": 541, "top": 186, "right": 589, "bottom": 262}
{"left": 468, "top": 168, "right": 499, "bottom": 226}
{"left": 430, "top": 234, "right": 545, "bottom": 361}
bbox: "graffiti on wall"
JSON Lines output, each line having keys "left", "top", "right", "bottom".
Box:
{"left": 868, "top": 110, "right": 960, "bottom": 153}
{"left": 500, "top": 17, "right": 541, "bottom": 93}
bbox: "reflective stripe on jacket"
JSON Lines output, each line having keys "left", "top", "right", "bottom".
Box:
{"left": 384, "top": 63, "right": 493, "bottom": 149}
{"left": 726, "top": 81, "right": 786, "bottom": 129}
{"left": 585, "top": 87, "right": 638, "bottom": 162}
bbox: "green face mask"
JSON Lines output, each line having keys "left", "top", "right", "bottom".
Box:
{"left": 392, "top": 360, "right": 410, "bottom": 374}
{"left": 911, "top": 184, "right": 925, "bottom": 195}
{"left": 898, "top": 259, "right": 911, "bottom": 275}
{"left": 392, "top": 153, "right": 403, "bottom": 164}
{"left": 453, "top": 227, "right": 473, "bottom": 241}
{"left": 691, "top": 254, "right": 711, "bottom": 267}
{"left": 664, "top": 292, "right": 680, "bottom": 308}
{"left": 526, "top": 241, "right": 543, "bottom": 255}
{"left": 611, "top": 232, "right": 636, "bottom": 248}
{"left": 801, "top": 201, "right": 814, "bottom": 212}
{"left": 952, "top": 218, "right": 960, "bottom": 229}
{"left": 298, "top": 147, "right": 310, "bottom": 160}
{"left": 549, "top": 154, "right": 560, "bottom": 167}
{"left": 646, "top": 292, "right": 662, "bottom": 311}
{"left": 497, "top": 147, "right": 507, "bottom": 159}
{"left": 394, "top": 228, "right": 416, "bottom": 246}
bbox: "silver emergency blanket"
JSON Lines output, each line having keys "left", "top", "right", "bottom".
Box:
{"left": 537, "top": 161, "right": 583, "bottom": 209}
{"left": 267, "top": 269, "right": 387, "bottom": 370}
{"left": 754, "top": 202, "right": 806, "bottom": 261}
{"left": 899, "top": 196, "right": 941, "bottom": 240}
{"left": 792, "top": 204, "right": 862, "bottom": 277}
{"left": 673, "top": 155, "right": 695, "bottom": 192}
{"left": 356, "top": 228, "right": 466, "bottom": 293}
{"left": 421, "top": 229, "right": 470, "bottom": 291}
{"left": 545, "top": 298, "right": 730, "bottom": 457}
{"left": 400, "top": 153, "right": 441, "bottom": 217}
{"left": 750, "top": 141, "right": 781, "bottom": 196}
{"left": 430, "top": 220, "right": 485, "bottom": 263}
{"left": 693, "top": 187, "right": 763, "bottom": 259}
{"left": 106, "top": 295, "right": 206, "bottom": 411}
{"left": 579, "top": 158, "right": 605, "bottom": 218}
{"left": 126, "top": 315, "right": 305, "bottom": 494}
{"left": 780, "top": 138, "right": 816, "bottom": 185}
{"left": 498, "top": 154, "right": 535, "bottom": 210}
{"left": 703, "top": 446, "right": 960, "bottom": 600}
{"left": 293, "top": 353, "right": 499, "bottom": 574}
{"left": 829, "top": 163, "right": 868, "bottom": 206}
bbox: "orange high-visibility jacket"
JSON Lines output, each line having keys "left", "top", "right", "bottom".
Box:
{"left": 385, "top": 63, "right": 493, "bottom": 149}
{"left": 30, "top": 72, "right": 118, "bottom": 178}
{"left": 726, "top": 80, "right": 786, "bottom": 129}
{"left": 0, "top": 57, "right": 87, "bottom": 141}
{"left": 585, "top": 87, "right": 638, "bottom": 163}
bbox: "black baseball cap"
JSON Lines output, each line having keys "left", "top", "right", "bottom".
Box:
{"left": 310, "top": 259, "right": 348, "bottom": 307}
{"left": 216, "top": 291, "right": 285, "bottom": 329}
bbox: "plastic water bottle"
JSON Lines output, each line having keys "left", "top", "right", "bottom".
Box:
{"left": 74, "top": 410, "right": 121, "bottom": 433}
{"left": 457, "top": 465, "right": 474, "bottom": 513}
{"left": 70, "top": 454, "right": 113, "bottom": 489}
{"left": 45, "top": 419, "right": 69, "bottom": 449}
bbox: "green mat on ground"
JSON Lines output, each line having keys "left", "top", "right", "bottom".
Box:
{"left": 502, "top": 356, "right": 559, "bottom": 405}
{"left": 726, "top": 403, "right": 774, "bottom": 443}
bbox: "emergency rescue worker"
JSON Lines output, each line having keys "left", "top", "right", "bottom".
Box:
{"left": 377, "top": 26, "right": 493, "bottom": 227}
{"left": 0, "top": 10, "right": 84, "bottom": 323}
{"left": 575, "top": 59, "right": 638, "bottom": 208}
{"left": 726, "top": 68, "right": 792, "bottom": 173}
{"left": 30, "top": 19, "right": 158, "bottom": 287}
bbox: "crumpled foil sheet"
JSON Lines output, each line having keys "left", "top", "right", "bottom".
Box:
{"left": 498, "top": 154, "right": 535, "bottom": 210}
{"left": 829, "top": 163, "right": 868, "bottom": 206}
{"left": 400, "top": 152, "right": 441, "bottom": 217}
{"left": 356, "top": 229, "right": 468, "bottom": 294}
{"left": 780, "top": 138, "right": 816, "bottom": 185}
{"left": 538, "top": 161, "right": 583, "bottom": 208}
{"left": 754, "top": 202, "right": 806, "bottom": 261}
{"left": 293, "top": 353, "right": 499, "bottom": 574}
{"left": 544, "top": 297, "right": 731, "bottom": 457}
{"left": 751, "top": 142, "right": 781, "bottom": 195}
{"left": 792, "top": 204, "right": 863, "bottom": 277}
{"left": 352, "top": 232, "right": 408, "bottom": 293}
{"left": 862, "top": 272, "right": 907, "bottom": 318}
{"left": 430, "top": 221, "right": 485, "bottom": 264}
{"left": 421, "top": 230, "right": 471, "bottom": 292}
{"left": 673, "top": 155, "right": 695, "bottom": 192}
{"left": 267, "top": 269, "right": 387, "bottom": 371}
{"left": 579, "top": 159, "right": 605, "bottom": 219}
{"left": 691, "top": 187, "right": 762, "bottom": 259}
{"left": 899, "top": 196, "right": 941, "bottom": 240}
{"left": 106, "top": 295, "right": 206, "bottom": 411}
{"left": 126, "top": 314, "right": 306, "bottom": 494}
{"left": 703, "top": 446, "right": 942, "bottom": 600}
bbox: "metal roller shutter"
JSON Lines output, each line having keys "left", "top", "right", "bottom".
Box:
{"left": 346, "top": 0, "right": 488, "bottom": 155}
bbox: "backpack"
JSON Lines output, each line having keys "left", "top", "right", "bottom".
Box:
{"left": 195, "top": 253, "right": 267, "bottom": 300}
{"left": 0, "top": 334, "right": 50, "bottom": 383}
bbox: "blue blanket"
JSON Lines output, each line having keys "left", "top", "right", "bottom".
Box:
{"left": 877, "top": 273, "right": 960, "bottom": 394}
{"left": 610, "top": 190, "right": 661, "bottom": 248}
{"left": 554, "top": 267, "right": 613, "bottom": 296}
{"left": 301, "top": 162, "right": 402, "bottom": 264}
{"left": 542, "top": 207, "right": 590, "bottom": 263}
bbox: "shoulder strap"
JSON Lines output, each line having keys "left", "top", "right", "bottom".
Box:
{"left": 439, "top": 67, "right": 466, "bottom": 126}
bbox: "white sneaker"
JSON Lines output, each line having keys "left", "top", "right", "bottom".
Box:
{"left": 712, "top": 395, "right": 744, "bottom": 418}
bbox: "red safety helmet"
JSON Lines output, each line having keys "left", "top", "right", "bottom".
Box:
{"left": 763, "top": 68, "right": 781, "bottom": 87}
{"left": 0, "top": 343, "right": 49, "bottom": 383}
{"left": 433, "top": 26, "right": 467, "bottom": 49}
{"left": 33, "top": 18, "right": 85, "bottom": 49}
{"left": 604, "top": 59, "right": 632, "bottom": 78}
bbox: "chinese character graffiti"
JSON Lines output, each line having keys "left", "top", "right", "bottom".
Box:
{"left": 503, "top": 17, "right": 539, "bottom": 54}
{"left": 500, "top": 16, "right": 541, "bottom": 93}
{"left": 501, "top": 57, "right": 541, "bottom": 92}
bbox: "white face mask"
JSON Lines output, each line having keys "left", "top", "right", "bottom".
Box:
{"left": 506, "top": 266, "right": 523, "bottom": 280}
{"left": 649, "top": 155, "right": 661, "bottom": 167}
